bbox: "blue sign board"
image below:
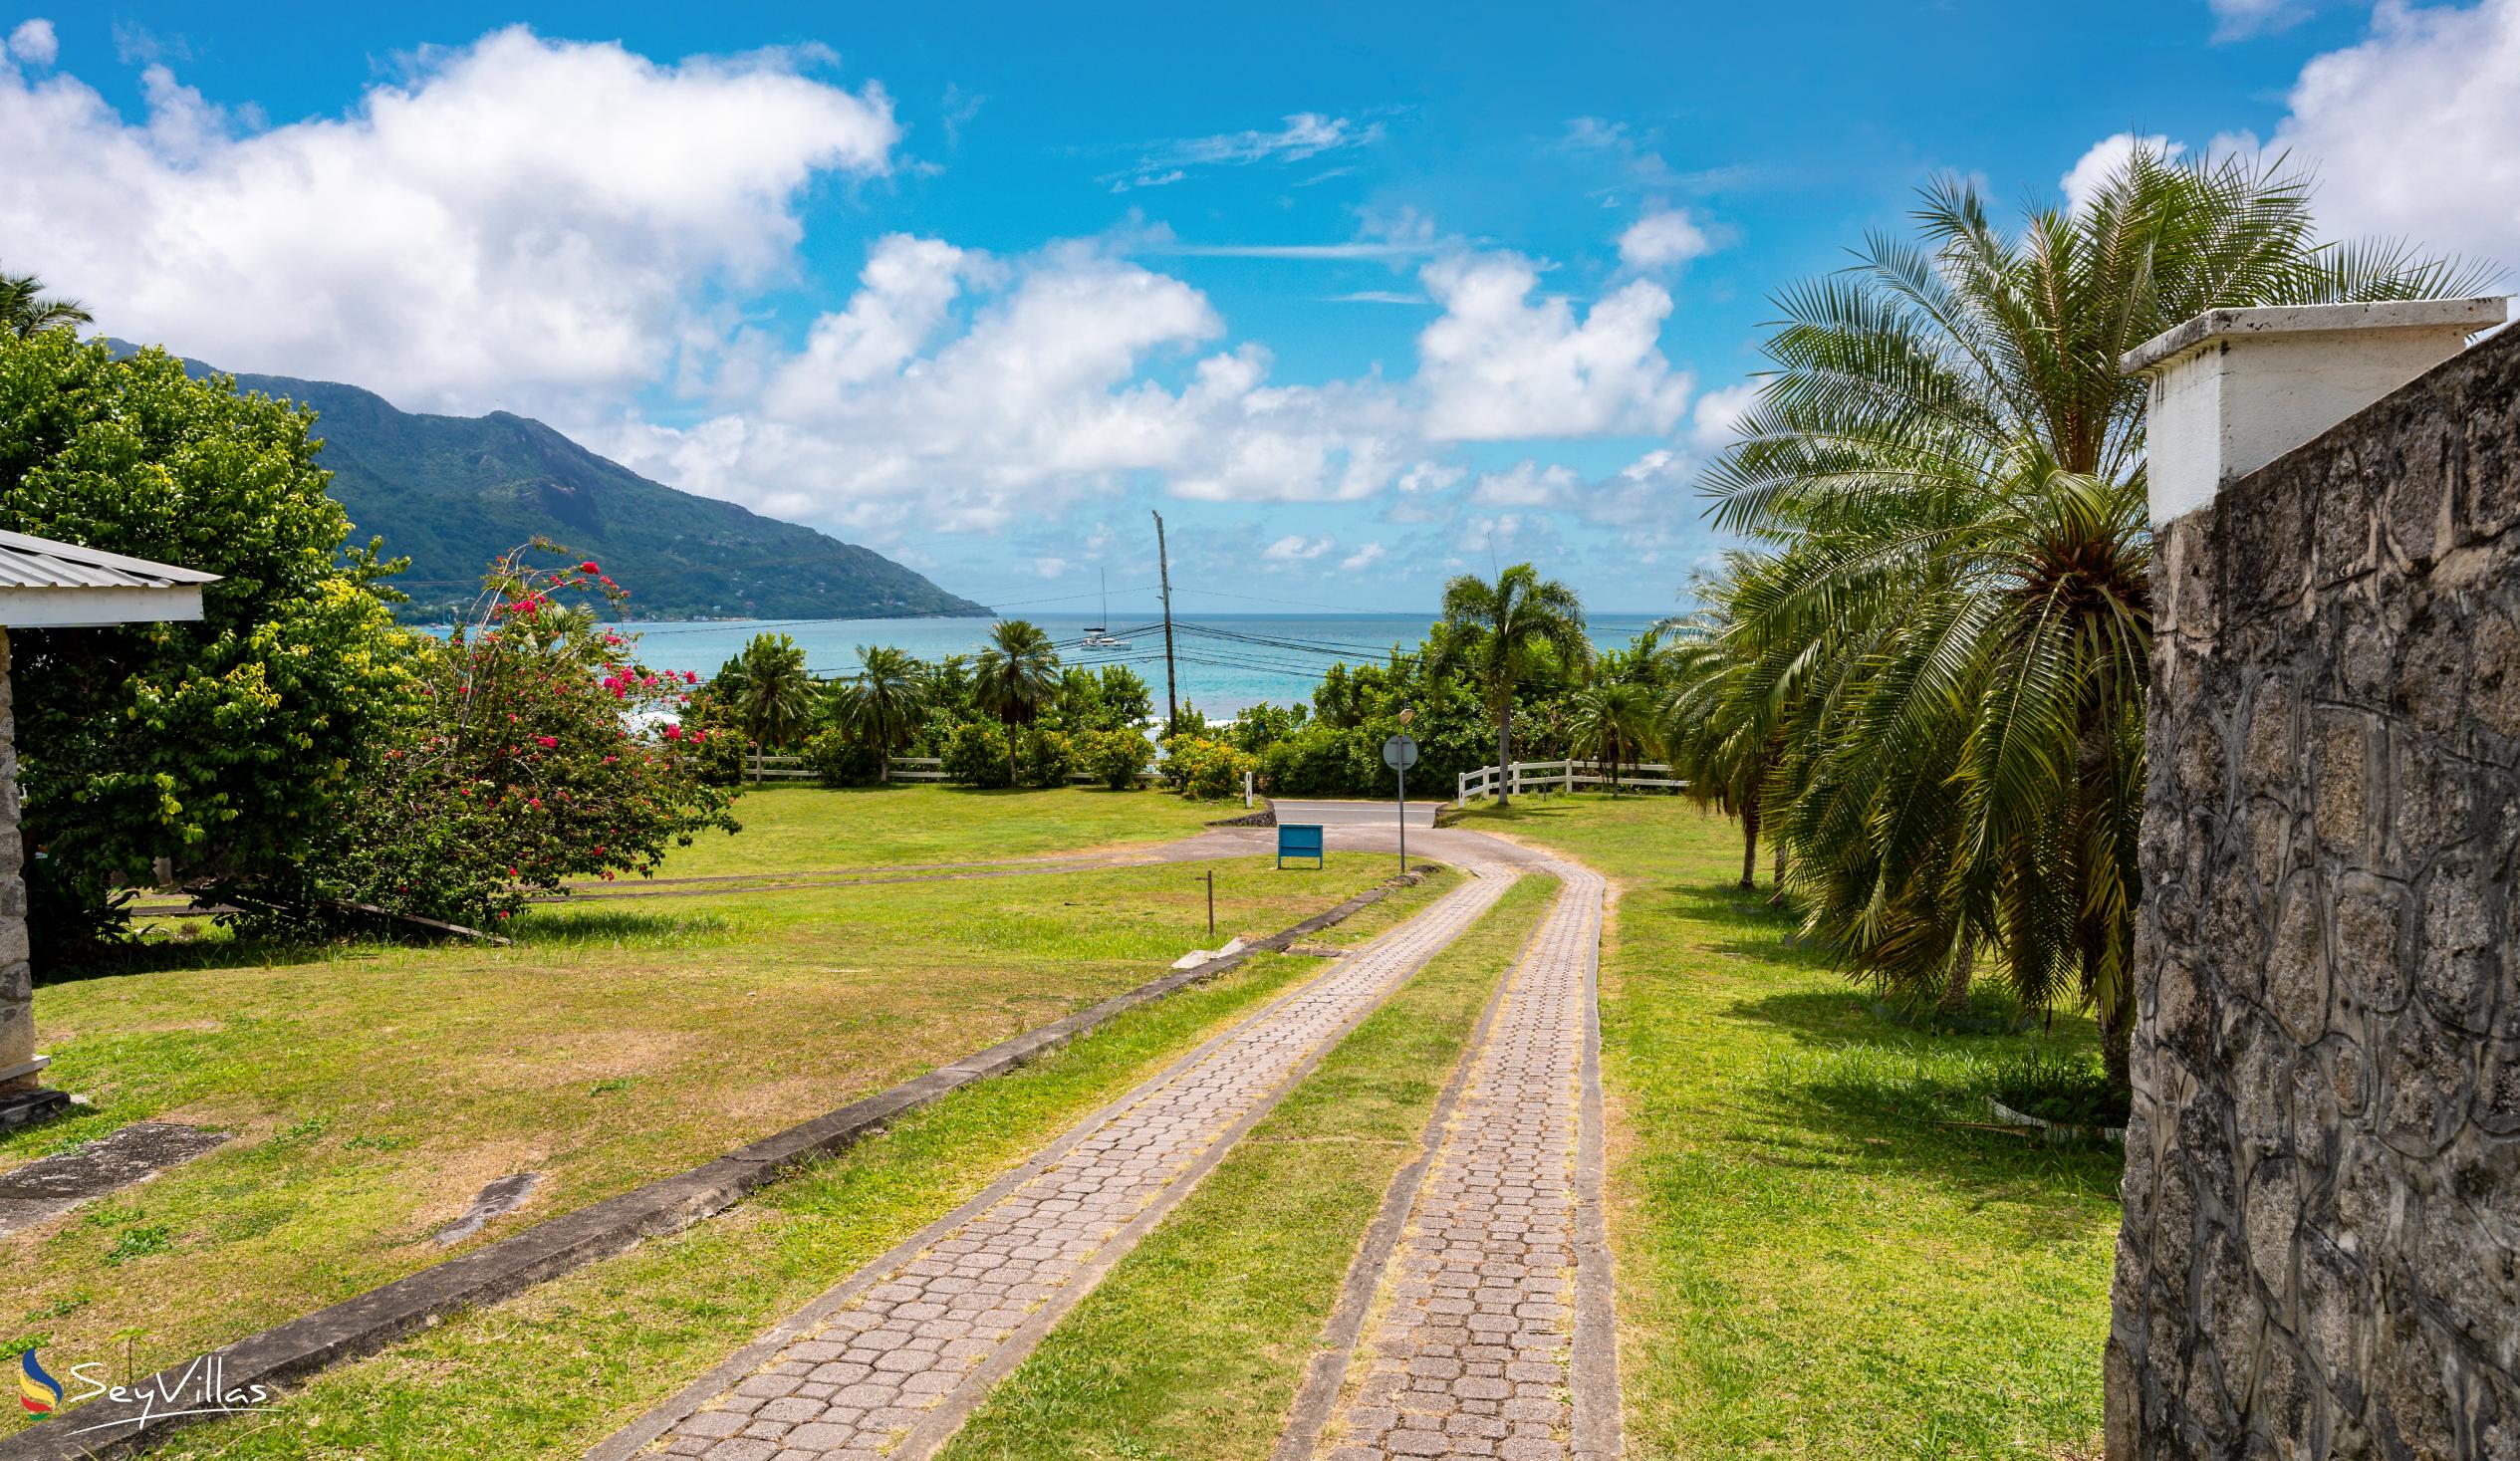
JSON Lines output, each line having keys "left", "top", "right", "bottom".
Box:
{"left": 1276, "top": 823, "right": 1325, "bottom": 869}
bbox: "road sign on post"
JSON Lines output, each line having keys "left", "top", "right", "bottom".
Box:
{"left": 1383, "top": 734, "right": 1419, "bottom": 877}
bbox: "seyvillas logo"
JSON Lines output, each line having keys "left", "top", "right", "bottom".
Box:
{"left": 10, "top": 1347, "right": 274, "bottom": 1436}
{"left": 18, "top": 1349, "right": 61, "bottom": 1415}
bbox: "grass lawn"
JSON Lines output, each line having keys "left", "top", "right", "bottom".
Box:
{"left": 938, "top": 872, "right": 1564, "bottom": 1461}
{"left": 9, "top": 844, "right": 1441, "bottom": 1428}
{"left": 127, "top": 867, "right": 1456, "bottom": 1460}
{"left": 645, "top": 782, "right": 1235, "bottom": 878}
{"left": 1452, "top": 795, "right": 2119, "bottom": 1460}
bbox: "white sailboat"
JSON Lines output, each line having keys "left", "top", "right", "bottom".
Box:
{"left": 1083, "top": 570, "right": 1133, "bottom": 649}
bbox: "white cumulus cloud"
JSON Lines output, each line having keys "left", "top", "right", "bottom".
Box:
{"left": 7, "top": 18, "right": 56, "bottom": 66}
{"left": 1416, "top": 251, "right": 1692, "bottom": 440}
{"left": 2060, "top": 132, "right": 2184, "bottom": 212}
{"left": 1617, "top": 207, "right": 1713, "bottom": 271}
{"left": 0, "top": 26, "right": 899, "bottom": 411}
{"left": 2262, "top": 0, "right": 2520, "bottom": 270}
{"left": 1262, "top": 534, "right": 1335, "bottom": 562}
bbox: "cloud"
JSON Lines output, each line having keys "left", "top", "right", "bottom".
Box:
{"left": 1033, "top": 556, "right": 1069, "bottom": 578}
{"left": 1108, "top": 112, "right": 1380, "bottom": 191}
{"left": 2060, "top": 132, "right": 2184, "bottom": 212}
{"left": 1262, "top": 534, "right": 1334, "bottom": 562}
{"left": 1325, "top": 290, "right": 1430, "bottom": 304}
{"left": 1688, "top": 380, "right": 1761, "bottom": 450}
{"left": 1417, "top": 251, "right": 1691, "bottom": 440}
{"left": 2208, "top": 0, "right": 2310, "bottom": 40}
{"left": 1471, "top": 461, "right": 1577, "bottom": 507}
{"left": 2259, "top": 0, "right": 2520, "bottom": 270}
{"left": 1340, "top": 542, "right": 1387, "bottom": 572}
{"left": 0, "top": 26, "right": 899, "bottom": 411}
{"left": 1617, "top": 207, "right": 1713, "bottom": 271}
{"left": 7, "top": 18, "right": 55, "bottom": 66}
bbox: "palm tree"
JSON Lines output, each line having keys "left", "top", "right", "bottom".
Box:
{"left": 1705, "top": 144, "right": 2489, "bottom": 1094}
{"left": 1656, "top": 559, "right": 1797, "bottom": 891}
{"left": 1435, "top": 564, "right": 1588, "bottom": 807}
{"left": 831, "top": 644, "right": 927, "bottom": 780}
{"left": 972, "top": 619, "right": 1060, "bottom": 785}
{"left": 1567, "top": 680, "right": 1656, "bottom": 797}
{"left": 719, "top": 632, "right": 816, "bottom": 777}
{"left": 2, "top": 270, "right": 93, "bottom": 338}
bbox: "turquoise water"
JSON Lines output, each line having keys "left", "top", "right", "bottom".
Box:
{"left": 606, "top": 611, "right": 1670, "bottom": 715}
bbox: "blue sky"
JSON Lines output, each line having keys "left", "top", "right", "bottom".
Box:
{"left": 4, "top": 1, "right": 2513, "bottom": 614}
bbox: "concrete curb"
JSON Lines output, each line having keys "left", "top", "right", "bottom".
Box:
{"left": 1569, "top": 870, "right": 1626, "bottom": 1461}
{"left": 0, "top": 868, "right": 1434, "bottom": 1461}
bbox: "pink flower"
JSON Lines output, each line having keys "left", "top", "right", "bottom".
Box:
{"left": 663, "top": 724, "right": 684, "bottom": 741}
{"left": 537, "top": 736, "right": 558, "bottom": 749}
{"left": 508, "top": 865, "right": 520, "bottom": 877}
{"left": 580, "top": 562, "right": 601, "bottom": 574}
{"left": 684, "top": 670, "right": 698, "bottom": 684}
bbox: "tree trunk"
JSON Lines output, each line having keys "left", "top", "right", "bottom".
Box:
{"left": 1936, "top": 927, "right": 1976, "bottom": 1018}
{"left": 2103, "top": 996, "right": 2134, "bottom": 1103}
{"left": 1495, "top": 698, "right": 1513, "bottom": 808}
{"left": 1738, "top": 784, "right": 1761, "bottom": 891}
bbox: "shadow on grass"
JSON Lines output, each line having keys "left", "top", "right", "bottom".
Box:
{"left": 509, "top": 906, "right": 735, "bottom": 945}
{"left": 1617, "top": 875, "right": 2123, "bottom": 1212}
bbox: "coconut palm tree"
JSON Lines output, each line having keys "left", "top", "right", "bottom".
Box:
{"left": 1, "top": 270, "right": 92, "bottom": 339}
{"left": 1655, "top": 558, "right": 1799, "bottom": 891}
{"left": 1705, "top": 144, "right": 2489, "bottom": 1094}
{"left": 972, "top": 619, "right": 1060, "bottom": 785}
{"left": 1567, "top": 680, "right": 1656, "bottom": 797}
{"left": 831, "top": 644, "right": 927, "bottom": 780}
{"left": 1435, "top": 564, "right": 1588, "bottom": 807}
{"left": 717, "top": 632, "right": 816, "bottom": 777}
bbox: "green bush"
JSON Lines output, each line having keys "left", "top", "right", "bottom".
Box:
{"left": 1163, "top": 736, "right": 1256, "bottom": 802}
{"left": 1016, "top": 727, "right": 1077, "bottom": 788}
{"left": 805, "top": 729, "right": 882, "bottom": 788}
{"left": 1081, "top": 728, "right": 1154, "bottom": 791}
{"left": 1259, "top": 723, "right": 1368, "bottom": 797}
{"left": 942, "top": 721, "right": 1012, "bottom": 788}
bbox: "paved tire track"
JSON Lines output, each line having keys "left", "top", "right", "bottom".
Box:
{"left": 1300, "top": 859, "right": 1619, "bottom": 1461}
{"left": 601, "top": 858, "right": 1521, "bottom": 1461}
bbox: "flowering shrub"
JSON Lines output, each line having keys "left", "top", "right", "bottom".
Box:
{"left": 1080, "top": 728, "right": 1154, "bottom": 791}
{"left": 1015, "top": 727, "right": 1077, "bottom": 789}
{"left": 317, "top": 545, "right": 738, "bottom": 926}
{"left": 941, "top": 721, "right": 1012, "bottom": 788}
{"left": 1161, "top": 736, "right": 1255, "bottom": 801}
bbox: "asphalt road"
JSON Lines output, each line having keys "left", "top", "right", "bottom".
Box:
{"left": 1271, "top": 799, "right": 1444, "bottom": 829}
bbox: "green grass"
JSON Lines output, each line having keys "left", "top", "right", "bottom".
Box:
{"left": 131, "top": 871, "right": 1453, "bottom": 1459}
{"left": 937, "top": 872, "right": 1563, "bottom": 1461}
{"left": 10, "top": 848, "right": 1445, "bottom": 1419}
{"left": 1454, "top": 795, "right": 2117, "bottom": 1460}
{"left": 647, "top": 782, "right": 1235, "bottom": 877}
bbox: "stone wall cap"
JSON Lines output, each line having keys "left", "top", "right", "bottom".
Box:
{"left": 2119, "top": 296, "right": 2508, "bottom": 376}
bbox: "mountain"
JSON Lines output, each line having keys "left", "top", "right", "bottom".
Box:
{"left": 112, "top": 344, "right": 991, "bottom": 622}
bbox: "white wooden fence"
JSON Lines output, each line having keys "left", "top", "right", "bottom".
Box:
{"left": 1454, "top": 758, "right": 1686, "bottom": 803}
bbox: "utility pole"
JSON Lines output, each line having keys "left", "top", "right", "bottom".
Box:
{"left": 1152, "top": 510, "right": 1179, "bottom": 737}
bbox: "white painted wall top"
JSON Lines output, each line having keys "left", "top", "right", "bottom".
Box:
{"left": 2122, "top": 297, "right": 2510, "bottom": 527}
{"left": 0, "top": 528, "right": 217, "bottom": 626}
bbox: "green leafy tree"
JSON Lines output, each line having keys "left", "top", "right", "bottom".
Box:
{"left": 941, "top": 720, "right": 1012, "bottom": 789}
{"left": 1706, "top": 145, "right": 2490, "bottom": 1092}
{"left": 1, "top": 269, "right": 92, "bottom": 340}
{"left": 0, "top": 333, "right": 406, "bottom": 947}
{"left": 972, "top": 619, "right": 1059, "bottom": 783}
{"left": 1015, "top": 727, "right": 1077, "bottom": 788}
{"left": 1435, "top": 564, "right": 1588, "bottom": 807}
{"left": 830, "top": 644, "right": 926, "bottom": 779}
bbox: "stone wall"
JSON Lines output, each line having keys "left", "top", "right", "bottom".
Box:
{"left": 0, "top": 626, "right": 35, "bottom": 1093}
{"left": 2109, "top": 324, "right": 2520, "bottom": 1458}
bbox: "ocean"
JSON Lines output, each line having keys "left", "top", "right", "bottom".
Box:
{"left": 604, "top": 611, "right": 1672, "bottom": 716}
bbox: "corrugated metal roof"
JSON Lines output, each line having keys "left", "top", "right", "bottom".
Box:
{"left": 0, "top": 529, "right": 220, "bottom": 592}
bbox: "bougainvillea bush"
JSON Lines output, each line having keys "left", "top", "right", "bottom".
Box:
{"left": 315, "top": 548, "right": 738, "bottom": 928}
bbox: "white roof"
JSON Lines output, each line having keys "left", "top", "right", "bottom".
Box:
{"left": 0, "top": 529, "right": 218, "bottom": 627}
